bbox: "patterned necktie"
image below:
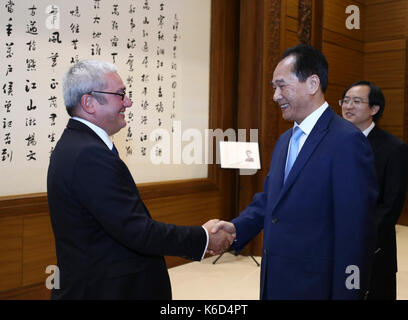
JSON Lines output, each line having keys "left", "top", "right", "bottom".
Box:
{"left": 284, "top": 126, "right": 304, "bottom": 182}
{"left": 111, "top": 143, "right": 119, "bottom": 158}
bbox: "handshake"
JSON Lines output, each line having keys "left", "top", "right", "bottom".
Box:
{"left": 202, "top": 219, "right": 236, "bottom": 255}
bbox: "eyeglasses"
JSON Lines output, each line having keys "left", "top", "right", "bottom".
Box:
{"left": 88, "top": 90, "right": 126, "bottom": 101}
{"left": 339, "top": 98, "right": 369, "bottom": 107}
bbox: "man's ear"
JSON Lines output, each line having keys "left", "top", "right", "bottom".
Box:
{"left": 307, "top": 75, "right": 320, "bottom": 95}
{"left": 80, "top": 94, "right": 96, "bottom": 114}
{"left": 370, "top": 104, "right": 380, "bottom": 117}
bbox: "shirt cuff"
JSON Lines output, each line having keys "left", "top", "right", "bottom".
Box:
{"left": 201, "top": 226, "right": 209, "bottom": 260}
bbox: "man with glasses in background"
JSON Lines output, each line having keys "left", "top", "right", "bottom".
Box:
{"left": 341, "top": 80, "right": 408, "bottom": 300}
{"left": 47, "top": 60, "right": 234, "bottom": 299}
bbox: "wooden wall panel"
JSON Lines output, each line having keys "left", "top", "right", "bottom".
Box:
{"left": 286, "top": 0, "right": 299, "bottom": 19}
{"left": 146, "top": 191, "right": 221, "bottom": 227}
{"left": 323, "top": 0, "right": 364, "bottom": 41}
{"left": 285, "top": 30, "right": 299, "bottom": 48}
{"left": 323, "top": 29, "right": 364, "bottom": 53}
{"left": 364, "top": 50, "right": 406, "bottom": 89}
{"left": 286, "top": 16, "right": 298, "bottom": 33}
{"left": 22, "top": 214, "right": 56, "bottom": 286}
{"left": 0, "top": 217, "right": 22, "bottom": 292}
{"left": 325, "top": 83, "right": 345, "bottom": 114}
{"left": 365, "top": 39, "right": 406, "bottom": 53}
{"left": 378, "top": 126, "right": 404, "bottom": 141}
{"left": 377, "top": 89, "right": 405, "bottom": 129}
{"left": 365, "top": 0, "right": 408, "bottom": 42}
{"left": 149, "top": 191, "right": 222, "bottom": 268}
{"left": 283, "top": 1, "right": 299, "bottom": 51}
{"left": 322, "top": 0, "right": 364, "bottom": 114}
{"left": 323, "top": 41, "right": 364, "bottom": 87}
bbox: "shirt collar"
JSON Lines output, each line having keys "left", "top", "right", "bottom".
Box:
{"left": 294, "top": 101, "right": 329, "bottom": 135}
{"left": 362, "top": 121, "right": 375, "bottom": 137}
{"left": 72, "top": 117, "right": 113, "bottom": 149}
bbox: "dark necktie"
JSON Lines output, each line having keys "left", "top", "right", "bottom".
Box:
{"left": 111, "top": 143, "right": 119, "bottom": 158}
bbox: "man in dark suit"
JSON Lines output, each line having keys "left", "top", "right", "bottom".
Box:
{"left": 341, "top": 80, "right": 408, "bottom": 300}
{"left": 47, "top": 60, "right": 234, "bottom": 299}
{"left": 211, "top": 44, "right": 378, "bottom": 299}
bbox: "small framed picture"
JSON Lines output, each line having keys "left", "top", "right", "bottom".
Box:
{"left": 219, "top": 141, "right": 261, "bottom": 170}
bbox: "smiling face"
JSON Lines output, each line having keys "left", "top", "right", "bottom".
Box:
{"left": 92, "top": 72, "right": 132, "bottom": 136}
{"left": 341, "top": 85, "right": 378, "bottom": 131}
{"left": 272, "top": 56, "right": 316, "bottom": 124}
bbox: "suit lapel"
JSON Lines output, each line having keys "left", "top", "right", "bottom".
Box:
{"left": 67, "top": 119, "right": 151, "bottom": 217}
{"left": 367, "top": 125, "right": 383, "bottom": 157}
{"left": 270, "top": 107, "right": 334, "bottom": 213}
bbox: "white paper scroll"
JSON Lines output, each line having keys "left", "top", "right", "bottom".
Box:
{"left": 0, "top": 0, "right": 211, "bottom": 196}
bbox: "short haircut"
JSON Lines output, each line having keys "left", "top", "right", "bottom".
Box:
{"left": 341, "top": 80, "right": 385, "bottom": 122}
{"left": 281, "top": 44, "right": 329, "bottom": 93}
{"left": 62, "top": 60, "right": 118, "bottom": 116}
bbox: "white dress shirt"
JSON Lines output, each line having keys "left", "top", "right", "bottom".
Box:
{"left": 72, "top": 116, "right": 113, "bottom": 150}
{"left": 362, "top": 121, "right": 375, "bottom": 137}
{"left": 286, "top": 101, "right": 329, "bottom": 164}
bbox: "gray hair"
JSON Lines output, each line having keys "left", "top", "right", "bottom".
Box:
{"left": 62, "top": 60, "right": 118, "bottom": 116}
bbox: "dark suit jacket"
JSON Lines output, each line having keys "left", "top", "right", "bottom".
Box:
{"left": 367, "top": 126, "right": 408, "bottom": 276}
{"left": 47, "top": 119, "right": 207, "bottom": 300}
{"left": 232, "top": 107, "right": 378, "bottom": 300}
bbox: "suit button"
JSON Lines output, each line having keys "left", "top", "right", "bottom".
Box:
{"left": 272, "top": 218, "right": 278, "bottom": 224}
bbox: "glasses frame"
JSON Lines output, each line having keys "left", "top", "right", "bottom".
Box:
{"left": 88, "top": 90, "right": 126, "bottom": 101}
{"left": 339, "top": 98, "right": 370, "bottom": 107}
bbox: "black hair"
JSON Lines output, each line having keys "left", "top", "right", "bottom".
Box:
{"left": 281, "top": 44, "right": 329, "bottom": 93}
{"left": 341, "top": 80, "right": 385, "bottom": 122}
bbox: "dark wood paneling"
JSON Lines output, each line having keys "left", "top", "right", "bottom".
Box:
{"left": 405, "top": 39, "right": 408, "bottom": 144}
{"left": 364, "top": 39, "right": 406, "bottom": 53}
{"left": 0, "top": 216, "right": 22, "bottom": 292}
{"left": 323, "top": 0, "right": 364, "bottom": 41}
{"left": 364, "top": 50, "right": 406, "bottom": 89}
{"left": 324, "top": 42, "right": 364, "bottom": 87}
{"left": 0, "top": 283, "right": 50, "bottom": 300}
{"left": 365, "top": 1, "right": 408, "bottom": 42}
{"left": 399, "top": 39, "right": 408, "bottom": 225}
{"left": 236, "top": 0, "right": 284, "bottom": 256}
{"left": 376, "top": 89, "right": 405, "bottom": 128}
{"left": 22, "top": 214, "right": 56, "bottom": 286}
{"left": 325, "top": 83, "right": 346, "bottom": 115}
{"left": 322, "top": 0, "right": 364, "bottom": 117}
{"left": 323, "top": 29, "right": 364, "bottom": 53}
{"left": 0, "top": 194, "right": 48, "bottom": 217}
{"left": 285, "top": 30, "right": 299, "bottom": 48}
{"left": 287, "top": 0, "right": 299, "bottom": 19}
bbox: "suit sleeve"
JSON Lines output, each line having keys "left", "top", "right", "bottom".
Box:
{"left": 232, "top": 172, "right": 270, "bottom": 252}
{"left": 375, "top": 143, "right": 408, "bottom": 248}
{"left": 231, "top": 135, "right": 286, "bottom": 252}
{"left": 331, "top": 131, "right": 378, "bottom": 299}
{"left": 73, "top": 146, "right": 207, "bottom": 261}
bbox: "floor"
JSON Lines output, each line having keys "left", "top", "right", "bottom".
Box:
{"left": 168, "top": 224, "right": 408, "bottom": 300}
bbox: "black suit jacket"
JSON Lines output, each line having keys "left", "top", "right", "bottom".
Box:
{"left": 367, "top": 125, "right": 408, "bottom": 275}
{"left": 47, "top": 119, "right": 207, "bottom": 299}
